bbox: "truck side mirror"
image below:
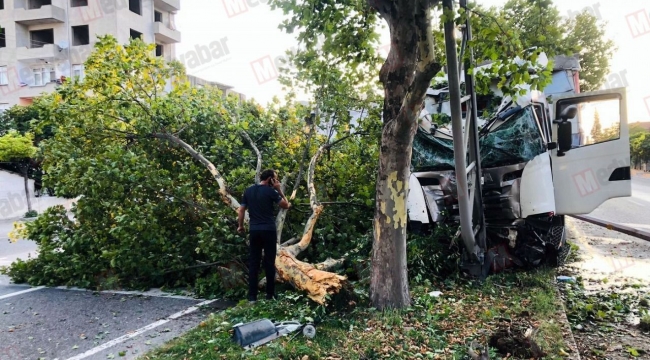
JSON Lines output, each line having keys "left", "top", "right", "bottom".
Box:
{"left": 553, "top": 105, "right": 577, "bottom": 156}
{"left": 560, "top": 105, "right": 578, "bottom": 121}
{"left": 557, "top": 122, "right": 572, "bottom": 156}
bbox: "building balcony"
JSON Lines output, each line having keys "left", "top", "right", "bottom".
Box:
{"left": 14, "top": 5, "right": 66, "bottom": 25}
{"left": 16, "top": 44, "right": 61, "bottom": 62}
{"left": 18, "top": 82, "right": 59, "bottom": 99}
{"left": 154, "top": 0, "right": 180, "bottom": 12}
{"left": 154, "top": 22, "right": 181, "bottom": 44}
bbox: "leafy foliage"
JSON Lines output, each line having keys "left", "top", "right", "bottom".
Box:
{"left": 465, "top": 0, "right": 615, "bottom": 92}
{"left": 5, "top": 36, "right": 381, "bottom": 295}
{"left": 630, "top": 127, "right": 650, "bottom": 167}
{"left": 0, "top": 131, "right": 37, "bottom": 161}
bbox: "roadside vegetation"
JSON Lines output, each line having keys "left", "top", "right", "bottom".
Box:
{"left": 146, "top": 269, "right": 570, "bottom": 360}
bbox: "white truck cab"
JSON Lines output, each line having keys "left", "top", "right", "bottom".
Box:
{"left": 407, "top": 85, "right": 631, "bottom": 271}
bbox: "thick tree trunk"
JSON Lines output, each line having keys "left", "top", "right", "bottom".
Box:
{"left": 369, "top": 135, "right": 414, "bottom": 308}
{"left": 367, "top": 0, "right": 442, "bottom": 309}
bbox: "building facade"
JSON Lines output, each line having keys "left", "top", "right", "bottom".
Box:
{"left": 186, "top": 74, "right": 246, "bottom": 103}
{"left": 0, "top": 0, "right": 181, "bottom": 110}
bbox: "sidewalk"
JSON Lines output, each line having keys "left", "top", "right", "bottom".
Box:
{"left": 0, "top": 170, "right": 76, "bottom": 221}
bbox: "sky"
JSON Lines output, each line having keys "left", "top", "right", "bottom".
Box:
{"left": 174, "top": 0, "right": 650, "bottom": 122}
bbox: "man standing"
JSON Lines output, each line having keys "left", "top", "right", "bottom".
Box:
{"left": 238, "top": 169, "right": 290, "bottom": 302}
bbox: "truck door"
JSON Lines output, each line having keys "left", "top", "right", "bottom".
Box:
{"left": 551, "top": 87, "right": 631, "bottom": 215}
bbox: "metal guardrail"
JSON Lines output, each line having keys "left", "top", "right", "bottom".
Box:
{"left": 570, "top": 214, "right": 650, "bottom": 242}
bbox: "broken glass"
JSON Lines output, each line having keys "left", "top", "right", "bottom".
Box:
{"left": 412, "top": 130, "right": 456, "bottom": 171}
{"left": 479, "top": 107, "right": 546, "bottom": 168}
{"left": 411, "top": 106, "right": 546, "bottom": 171}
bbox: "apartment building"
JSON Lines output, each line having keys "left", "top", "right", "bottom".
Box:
{"left": 186, "top": 74, "right": 246, "bottom": 103}
{"left": 0, "top": 0, "right": 181, "bottom": 111}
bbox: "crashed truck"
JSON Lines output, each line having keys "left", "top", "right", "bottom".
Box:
{"left": 406, "top": 54, "right": 632, "bottom": 274}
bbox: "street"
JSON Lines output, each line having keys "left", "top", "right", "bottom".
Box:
{"left": 1, "top": 170, "right": 234, "bottom": 360}
{"left": 587, "top": 172, "right": 650, "bottom": 232}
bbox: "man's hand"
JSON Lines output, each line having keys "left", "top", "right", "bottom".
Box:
{"left": 237, "top": 225, "right": 245, "bottom": 233}
{"left": 272, "top": 180, "right": 282, "bottom": 192}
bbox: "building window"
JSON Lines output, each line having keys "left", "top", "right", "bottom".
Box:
{"left": 72, "top": 25, "right": 90, "bottom": 46}
{"left": 32, "top": 66, "right": 55, "bottom": 86}
{"left": 155, "top": 44, "right": 163, "bottom": 57}
{"left": 0, "top": 28, "right": 6, "bottom": 48}
{"left": 28, "top": 0, "right": 51, "bottom": 9}
{"left": 129, "top": 29, "right": 142, "bottom": 40}
{"left": 30, "top": 29, "right": 54, "bottom": 48}
{"left": 0, "top": 0, "right": 4, "bottom": 10}
{"left": 0, "top": 66, "right": 8, "bottom": 85}
{"left": 71, "top": 0, "right": 88, "bottom": 6}
{"left": 154, "top": 10, "right": 162, "bottom": 22}
{"left": 72, "top": 64, "right": 84, "bottom": 80}
{"left": 129, "top": 0, "right": 141, "bottom": 15}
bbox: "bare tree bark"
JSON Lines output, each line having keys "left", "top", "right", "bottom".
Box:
{"left": 241, "top": 130, "right": 262, "bottom": 184}
{"left": 368, "top": 0, "right": 442, "bottom": 310}
{"left": 276, "top": 122, "right": 315, "bottom": 243}
{"left": 275, "top": 174, "right": 291, "bottom": 243}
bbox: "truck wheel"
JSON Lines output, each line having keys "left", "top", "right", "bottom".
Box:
{"left": 547, "top": 225, "right": 570, "bottom": 267}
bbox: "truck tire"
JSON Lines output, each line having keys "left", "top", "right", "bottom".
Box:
{"left": 547, "top": 224, "right": 570, "bottom": 267}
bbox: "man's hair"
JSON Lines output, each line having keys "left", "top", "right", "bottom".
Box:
{"left": 260, "top": 169, "right": 276, "bottom": 181}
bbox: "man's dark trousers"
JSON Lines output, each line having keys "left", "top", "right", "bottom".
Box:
{"left": 248, "top": 230, "right": 277, "bottom": 301}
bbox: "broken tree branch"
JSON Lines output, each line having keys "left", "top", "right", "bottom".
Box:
{"left": 151, "top": 132, "right": 244, "bottom": 217}
{"left": 241, "top": 130, "right": 262, "bottom": 184}
{"left": 275, "top": 173, "right": 292, "bottom": 243}
{"left": 315, "top": 257, "right": 346, "bottom": 271}
{"left": 276, "top": 120, "right": 316, "bottom": 243}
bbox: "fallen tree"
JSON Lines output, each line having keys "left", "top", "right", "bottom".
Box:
{"left": 154, "top": 128, "right": 351, "bottom": 304}
{"left": 4, "top": 36, "right": 376, "bottom": 302}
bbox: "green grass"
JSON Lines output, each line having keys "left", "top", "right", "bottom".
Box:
{"left": 145, "top": 268, "right": 569, "bottom": 360}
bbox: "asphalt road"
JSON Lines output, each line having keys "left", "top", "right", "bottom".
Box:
{"left": 587, "top": 173, "right": 650, "bottom": 232}
{"left": 0, "top": 287, "right": 232, "bottom": 360}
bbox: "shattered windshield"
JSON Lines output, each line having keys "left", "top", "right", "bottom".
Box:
{"left": 479, "top": 107, "right": 546, "bottom": 167}
{"left": 411, "top": 106, "right": 546, "bottom": 171}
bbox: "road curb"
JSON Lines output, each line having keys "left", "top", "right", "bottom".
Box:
{"left": 569, "top": 215, "right": 650, "bottom": 242}
{"left": 555, "top": 287, "right": 582, "bottom": 360}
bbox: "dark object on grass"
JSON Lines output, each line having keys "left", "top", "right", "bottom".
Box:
{"left": 232, "top": 319, "right": 316, "bottom": 350}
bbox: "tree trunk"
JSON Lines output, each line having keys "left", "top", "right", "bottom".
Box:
{"left": 369, "top": 135, "right": 414, "bottom": 308}
{"left": 22, "top": 164, "right": 33, "bottom": 213}
{"left": 367, "top": 0, "right": 442, "bottom": 309}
